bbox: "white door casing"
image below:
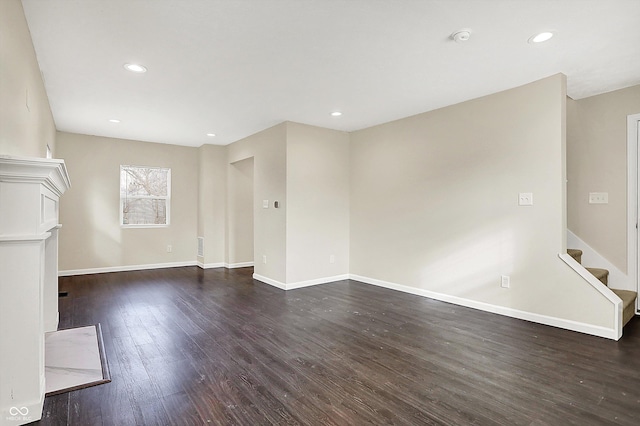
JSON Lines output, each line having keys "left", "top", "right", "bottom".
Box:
{"left": 627, "top": 112, "right": 640, "bottom": 314}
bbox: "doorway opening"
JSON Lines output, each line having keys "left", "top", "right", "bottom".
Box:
{"left": 228, "top": 157, "right": 254, "bottom": 268}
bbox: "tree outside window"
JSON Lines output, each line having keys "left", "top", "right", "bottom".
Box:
{"left": 120, "top": 165, "right": 171, "bottom": 226}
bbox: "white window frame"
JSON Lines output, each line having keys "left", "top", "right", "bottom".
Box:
{"left": 120, "top": 165, "right": 171, "bottom": 228}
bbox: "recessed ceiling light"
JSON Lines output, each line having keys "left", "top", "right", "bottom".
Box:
{"left": 529, "top": 32, "right": 554, "bottom": 43}
{"left": 451, "top": 29, "right": 472, "bottom": 43}
{"left": 206, "top": 133, "right": 216, "bottom": 137}
{"left": 123, "top": 63, "right": 147, "bottom": 73}
{"left": 108, "top": 119, "right": 121, "bottom": 123}
{"left": 331, "top": 111, "right": 342, "bottom": 117}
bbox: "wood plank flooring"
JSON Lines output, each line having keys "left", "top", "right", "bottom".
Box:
{"left": 36, "top": 267, "right": 640, "bottom": 425}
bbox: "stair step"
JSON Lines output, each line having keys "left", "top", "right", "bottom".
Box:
{"left": 567, "top": 249, "right": 636, "bottom": 330}
{"left": 567, "top": 248, "right": 583, "bottom": 264}
{"left": 586, "top": 267, "right": 609, "bottom": 286}
{"left": 611, "top": 289, "right": 638, "bottom": 326}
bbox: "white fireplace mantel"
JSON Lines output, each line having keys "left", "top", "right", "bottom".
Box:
{"left": 0, "top": 155, "right": 70, "bottom": 426}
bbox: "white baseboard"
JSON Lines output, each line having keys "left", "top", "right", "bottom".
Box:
{"left": 62, "top": 260, "right": 254, "bottom": 274}
{"left": 349, "top": 273, "right": 619, "bottom": 341}
{"left": 225, "top": 262, "right": 254, "bottom": 269}
{"left": 287, "top": 274, "right": 350, "bottom": 290}
{"left": 44, "top": 312, "right": 59, "bottom": 333}
{"left": 196, "top": 262, "right": 225, "bottom": 269}
{"left": 252, "top": 273, "right": 287, "bottom": 289}
{"left": 59, "top": 261, "right": 197, "bottom": 276}
{"left": 253, "top": 271, "right": 619, "bottom": 340}
{"left": 252, "top": 273, "right": 349, "bottom": 290}
{"left": 58, "top": 259, "right": 621, "bottom": 340}
{"left": 567, "top": 229, "right": 633, "bottom": 291}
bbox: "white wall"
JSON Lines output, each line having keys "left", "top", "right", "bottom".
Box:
{"left": 56, "top": 132, "right": 198, "bottom": 273}
{"left": 197, "top": 144, "right": 227, "bottom": 267}
{"left": 51, "top": 75, "right": 620, "bottom": 335}
{"left": 0, "top": 0, "right": 55, "bottom": 158}
{"left": 227, "top": 157, "right": 254, "bottom": 266}
{"left": 222, "top": 121, "right": 351, "bottom": 286}
{"left": 227, "top": 123, "right": 288, "bottom": 283}
{"left": 567, "top": 85, "right": 640, "bottom": 273}
{"left": 286, "top": 122, "right": 350, "bottom": 284}
{"left": 349, "top": 74, "right": 614, "bottom": 329}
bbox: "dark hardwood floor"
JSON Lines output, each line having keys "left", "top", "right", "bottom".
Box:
{"left": 36, "top": 267, "right": 640, "bottom": 425}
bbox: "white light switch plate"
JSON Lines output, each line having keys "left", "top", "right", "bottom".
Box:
{"left": 501, "top": 275, "right": 510, "bottom": 288}
{"left": 263, "top": 200, "right": 269, "bottom": 208}
{"left": 518, "top": 193, "right": 533, "bottom": 206}
{"left": 589, "top": 192, "right": 608, "bottom": 204}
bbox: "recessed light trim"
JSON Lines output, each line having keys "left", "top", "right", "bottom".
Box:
{"left": 451, "top": 29, "right": 472, "bottom": 43}
{"left": 124, "top": 63, "right": 147, "bottom": 73}
{"left": 108, "top": 119, "right": 121, "bottom": 123}
{"left": 206, "top": 133, "right": 216, "bottom": 137}
{"left": 331, "top": 111, "right": 342, "bottom": 117}
{"left": 529, "top": 32, "right": 554, "bottom": 43}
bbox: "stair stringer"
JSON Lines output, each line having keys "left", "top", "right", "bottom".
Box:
{"left": 559, "top": 253, "right": 623, "bottom": 340}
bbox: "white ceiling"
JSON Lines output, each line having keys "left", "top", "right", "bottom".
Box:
{"left": 21, "top": 0, "right": 640, "bottom": 147}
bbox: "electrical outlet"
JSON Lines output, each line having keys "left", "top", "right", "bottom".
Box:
{"left": 518, "top": 193, "right": 533, "bottom": 206}
{"left": 166, "top": 245, "right": 172, "bottom": 253}
{"left": 329, "top": 255, "right": 335, "bottom": 264}
{"left": 501, "top": 275, "right": 510, "bottom": 288}
{"left": 262, "top": 255, "right": 267, "bottom": 264}
{"left": 588, "top": 192, "right": 608, "bottom": 204}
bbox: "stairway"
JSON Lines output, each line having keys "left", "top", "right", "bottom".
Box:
{"left": 568, "top": 249, "right": 637, "bottom": 327}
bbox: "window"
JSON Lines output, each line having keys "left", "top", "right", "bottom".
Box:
{"left": 120, "top": 165, "right": 171, "bottom": 226}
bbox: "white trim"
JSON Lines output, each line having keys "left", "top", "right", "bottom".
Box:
{"left": 251, "top": 269, "right": 619, "bottom": 340}
{"left": 252, "top": 273, "right": 349, "bottom": 290}
{"left": 0, "top": 155, "right": 71, "bottom": 197}
{"left": 225, "top": 262, "right": 255, "bottom": 269}
{"left": 59, "top": 261, "right": 197, "bottom": 276}
{"left": 120, "top": 165, "right": 171, "bottom": 227}
{"left": 56, "top": 257, "right": 625, "bottom": 340}
{"left": 558, "top": 253, "right": 622, "bottom": 339}
{"left": 0, "top": 232, "right": 51, "bottom": 242}
{"left": 567, "top": 229, "right": 633, "bottom": 291}
{"left": 196, "top": 261, "right": 225, "bottom": 269}
{"left": 350, "top": 271, "right": 620, "bottom": 341}
{"left": 558, "top": 254, "right": 623, "bottom": 304}
{"left": 628, "top": 112, "right": 640, "bottom": 314}
{"left": 196, "top": 262, "right": 255, "bottom": 269}
{"left": 44, "top": 312, "right": 59, "bottom": 333}
{"left": 252, "top": 273, "right": 287, "bottom": 289}
{"left": 286, "top": 274, "right": 350, "bottom": 290}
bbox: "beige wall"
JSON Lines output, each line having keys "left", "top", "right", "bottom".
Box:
{"left": 227, "top": 123, "right": 287, "bottom": 283}
{"left": 197, "top": 144, "right": 227, "bottom": 266}
{"left": 56, "top": 132, "right": 198, "bottom": 271}
{"left": 0, "top": 0, "right": 55, "bottom": 158}
{"left": 54, "top": 76, "right": 618, "bottom": 329}
{"left": 349, "top": 74, "right": 614, "bottom": 328}
{"left": 567, "top": 85, "right": 640, "bottom": 273}
{"left": 227, "top": 157, "right": 254, "bottom": 265}
{"left": 286, "top": 122, "right": 350, "bottom": 283}
{"left": 223, "top": 122, "right": 350, "bottom": 284}
{"left": 0, "top": 0, "right": 622, "bottom": 334}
